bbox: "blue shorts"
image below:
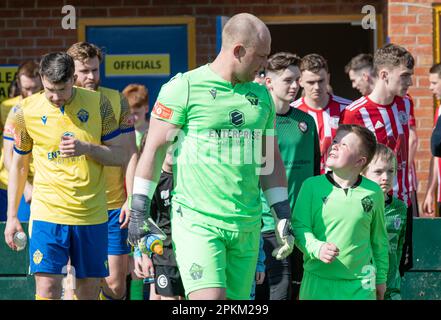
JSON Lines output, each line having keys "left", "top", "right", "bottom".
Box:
{"left": 29, "top": 220, "right": 109, "bottom": 279}
{"left": 0, "top": 188, "right": 31, "bottom": 222}
{"left": 108, "top": 208, "right": 131, "bottom": 255}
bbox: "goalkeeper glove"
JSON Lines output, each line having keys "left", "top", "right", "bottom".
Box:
{"left": 271, "top": 200, "right": 295, "bottom": 260}
{"left": 128, "top": 194, "right": 166, "bottom": 246}
{"left": 273, "top": 217, "right": 295, "bottom": 260}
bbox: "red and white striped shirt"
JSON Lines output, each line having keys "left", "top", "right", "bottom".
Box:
{"left": 340, "top": 95, "right": 412, "bottom": 206}
{"left": 291, "top": 94, "right": 351, "bottom": 173}
{"left": 407, "top": 94, "right": 418, "bottom": 193}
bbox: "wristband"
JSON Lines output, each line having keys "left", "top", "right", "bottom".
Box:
{"left": 127, "top": 195, "right": 132, "bottom": 210}
{"left": 264, "top": 187, "right": 288, "bottom": 207}
{"left": 272, "top": 200, "right": 291, "bottom": 220}
{"left": 133, "top": 177, "right": 157, "bottom": 199}
{"left": 134, "top": 246, "right": 142, "bottom": 258}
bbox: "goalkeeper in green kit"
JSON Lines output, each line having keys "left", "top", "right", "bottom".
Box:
{"left": 362, "top": 143, "right": 407, "bottom": 300}
{"left": 293, "top": 124, "right": 389, "bottom": 300}
{"left": 128, "top": 13, "right": 294, "bottom": 300}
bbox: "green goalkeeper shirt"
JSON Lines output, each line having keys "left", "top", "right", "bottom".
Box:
{"left": 384, "top": 196, "right": 407, "bottom": 299}
{"left": 261, "top": 108, "right": 320, "bottom": 232}
{"left": 151, "top": 64, "right": 275, "bottom": 232}
{"left": 293, "top": 173, "right": 389, "bottom": 284}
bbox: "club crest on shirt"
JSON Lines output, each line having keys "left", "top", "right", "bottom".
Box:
{"left": 245, "top": 92, "right": 259, "bottom": 106}
{"left": 361, "top": 196, "right": 374, "bottom": 213}
{"left": 189, "top": 263, "right": 203, "bottom": 280}
{"left": 230, "top": 110, "right": 245, "bottom": 127}
{"left": 322, "top": 196, "right": 329, "bottom": 205}
{"left": 394, "top": 216, "right": 402, "bottom": 230}
{"left": 209, "top": 88, "right": 217, "bottom": 99}
{"left": 77, "top": 109, "right": 89, "bottom": 123}
{"left": 398, "top": 111, "right": 408, "bottom": 125}
{"left": 298, "top": 121, "right": 308, "bottom": 133}
{"left": 329, "top": 116, "right": 340, "bottom": 129}
{"left": 41, "top": 115, "right": 47, "bottom": 125}
{"left": 33, "top": 249, "right": 43, "bottom": 265}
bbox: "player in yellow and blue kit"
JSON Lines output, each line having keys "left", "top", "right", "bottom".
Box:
{"left": 0, "top": 60, "right": 42, "bottom": 221}
{"left": 68, "top": 42, "right": 138, "bottom": 300}
{"left": 3, "top": 52, "right": 127, "bottom": 300}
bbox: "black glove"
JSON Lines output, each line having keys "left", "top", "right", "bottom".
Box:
{"left": 128, "top": 194, "right": 152, "bottom": 246}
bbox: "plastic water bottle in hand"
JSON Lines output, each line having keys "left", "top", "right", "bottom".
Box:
{"left": 138, "top": 234, "right": 164, "bottom": 256}
{"left": 13, "top": 232, "right": 27, "bottom": 251}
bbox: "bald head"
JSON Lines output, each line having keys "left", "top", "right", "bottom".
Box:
{"left": 222, "top": 13, "right": 270, "bottom": 49}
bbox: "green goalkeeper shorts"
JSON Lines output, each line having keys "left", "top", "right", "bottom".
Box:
{"left": 171, "top": 204, "right": 260, "bottom": 300}
{"left": 300, "top": 271, "right": 376, "bottom": 300}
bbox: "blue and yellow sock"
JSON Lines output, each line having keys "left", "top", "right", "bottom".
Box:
{"left": 99, "top": 288, "right": 126, "bottom": 300}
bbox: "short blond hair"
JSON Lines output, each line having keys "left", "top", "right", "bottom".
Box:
{"left": 67, "top": 42, "right": 103, "bottom": 63}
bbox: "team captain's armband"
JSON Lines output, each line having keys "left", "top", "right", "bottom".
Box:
{"left": 151, "top": 73, "right": 189, "bottom": 126}
{"left": 11, "top": 105, "right": 33, "bottom": 154}
{"left": 100, "top": 94, "right": 121, "bottom": 142}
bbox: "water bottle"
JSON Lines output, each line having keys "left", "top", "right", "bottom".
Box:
{"left": 13, "top": 231, "right": 27, "bottom": 251}
{"left": 138, "top": 234, "right": 164, "bottom": 256}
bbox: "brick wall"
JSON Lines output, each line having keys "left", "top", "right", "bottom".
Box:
{"left": 0, "top": 0, "right": 382, "bottom": 65}
{"left": 388, "top": 0, "right": 436, "bottom": 209}
{"left": 4, "top": 0, "right": 435, "bottom": 207}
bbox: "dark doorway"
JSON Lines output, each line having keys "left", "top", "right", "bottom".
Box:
{"left": 268, "top": 23, "right": 375, "bottom": 101}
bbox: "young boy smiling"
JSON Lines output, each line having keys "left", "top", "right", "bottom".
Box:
{"left": 293, "top": 124, "right": 389, "bottom": 300}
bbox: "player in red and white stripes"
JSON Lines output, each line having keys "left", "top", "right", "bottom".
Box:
{"left": 345, "top": 53, "right": 420, "bottom": 216}
{"left": 291, "top": 54, "right": 351, "bottom": 173}
{"left": 341, "top": 43, "right": 415, "bottom": 274}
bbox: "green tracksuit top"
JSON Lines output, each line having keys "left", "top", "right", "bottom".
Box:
{"left": 293, "top": 173, "right": 389, "bottom": 285}
{"left": 261, "top": 108, "right": 320, "bottom": 232}
{"left": 384, "top": 196, "right": 407, "bottom": 300}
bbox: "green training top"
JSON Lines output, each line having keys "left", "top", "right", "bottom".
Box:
{"left": 292, "top": 173, "right": 389, "bottom": 284}
{"left": 261, "top": 108, "right": 320, "bottom": 232}
{"left": 384, "top": 196, "right": 407, "bottom": 300}
{"left": 151, "top": 64, "right": 275, "bottom": 232}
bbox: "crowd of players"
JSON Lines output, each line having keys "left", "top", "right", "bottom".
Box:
{"left": 1, "top": 12, "right": 441, "bottom": 300}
